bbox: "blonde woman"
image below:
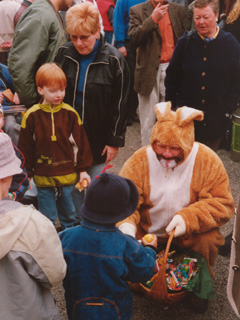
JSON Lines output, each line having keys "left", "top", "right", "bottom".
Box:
{"left": 54, "top": 2, "right": 130, "bottom": 217}
{"left": 222, "top": 0, "right": 240, "bottom": 42}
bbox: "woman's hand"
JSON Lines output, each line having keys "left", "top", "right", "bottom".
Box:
{"left": 102, "top": 145, "right": 119, "bottom": 164}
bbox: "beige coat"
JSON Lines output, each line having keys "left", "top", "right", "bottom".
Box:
{"left": 128, "top": 1, "right": 186, "bottom": 96}
{"left": 0, "top": 0, "right": 20, "bottom": 52}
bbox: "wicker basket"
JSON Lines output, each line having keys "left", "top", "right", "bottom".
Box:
{"left": 132, "top": 231, "right": 187, "bottom": 304}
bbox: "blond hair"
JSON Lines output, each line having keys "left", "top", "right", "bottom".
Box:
{"left": 36, "top": 63, "right": 66, "bottom": 89}
{"left": 66, "top": 2, "right": 100, "bottom": 35}
{"left": 193, "top": 0, "right": 219, "bottom": 14}
{"left": 226, "top": 0, "right": 240, "bottom": 23}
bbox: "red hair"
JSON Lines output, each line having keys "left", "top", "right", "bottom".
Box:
{"left": 36, "top": 63, "right": 66, "bottom": 88}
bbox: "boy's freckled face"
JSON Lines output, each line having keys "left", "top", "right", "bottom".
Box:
{"left": 37, "top": 86, "right": 66, "bottom": 106}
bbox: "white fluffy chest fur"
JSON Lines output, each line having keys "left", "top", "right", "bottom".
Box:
{"left": 147, "top": 143, "right": 199, "bottom": 236}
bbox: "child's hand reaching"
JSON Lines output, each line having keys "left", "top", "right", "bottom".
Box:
{"left": 141, "top": 234, "right": 158, "bottom": 248}
{"left": 79, "top": 171, "right": 91, "bottom": 187}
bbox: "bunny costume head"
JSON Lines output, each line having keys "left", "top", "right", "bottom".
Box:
{"left": 151, "top": 102, "right": 204, "bottom": 163}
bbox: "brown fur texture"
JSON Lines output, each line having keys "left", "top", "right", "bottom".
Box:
{"left": 119, "top": 103, "right": 234, "bottom": 276}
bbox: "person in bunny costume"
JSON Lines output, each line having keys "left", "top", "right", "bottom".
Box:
{"left": 118, "top": 101, "right": 234, "bottom": 279}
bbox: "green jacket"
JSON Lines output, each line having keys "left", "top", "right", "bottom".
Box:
{"left": 8, "top": 0, "right": 68, "bottom": 108}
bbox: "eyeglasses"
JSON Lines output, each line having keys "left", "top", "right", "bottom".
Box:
{"left": 70, "top": 34, "right": 92, "bottom": 42}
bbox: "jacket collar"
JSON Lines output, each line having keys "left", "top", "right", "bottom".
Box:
{"left": 63, "top": 36, "right": 110, "bottom": 64}
{"left": 81, "top": 218, "right": 117, "bottom": 232}
{"left": 38, "top": 102, "right": 63, "bottom": 112}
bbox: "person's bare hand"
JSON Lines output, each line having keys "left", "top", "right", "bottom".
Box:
{"left": 13, "top": 92, "right": 20, "bottom": 105}
{"left": 151, "top": 3, "right": 169, "bottom": 22}
{"left": 118, "top": 46, "right": 127, "bottom": 57}
{"left": 102, "top": 145, "right": 119, "bottom": 164}
{"left": 0, "top": 40, "right": 12, "bottom": 49}
{"left": 141, "top": 234, "right": 158, "bottom": 248}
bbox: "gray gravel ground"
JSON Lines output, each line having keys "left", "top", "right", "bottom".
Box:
{"left": 53, "top": 121, "right": 240, "bottom": 320}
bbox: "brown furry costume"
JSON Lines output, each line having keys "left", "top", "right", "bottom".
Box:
{"left": 118, "top": 102, "right": 234, "bottom": 276}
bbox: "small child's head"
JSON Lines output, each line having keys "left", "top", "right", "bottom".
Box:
{"left": 36, "top": 63, "right": 67, "bottom": 106}
{"left": 81, "top": 173, "right": 139, "bottom": 225}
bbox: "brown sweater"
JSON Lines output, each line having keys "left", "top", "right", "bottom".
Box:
{"left": 18, "top": 102, "right": 93, "bottom": 179}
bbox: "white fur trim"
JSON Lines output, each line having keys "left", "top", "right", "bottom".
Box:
{"left": 155, "top": 102, "right": 168, "bottom": 116}
{"left": 118, "top": 222, "right": 136, "bottom": 237}
{"left": 147, "top": 142, "right": 199, "bottom": 236}
{"left": 180, "top": 107, "right": 202, "bottom": 121}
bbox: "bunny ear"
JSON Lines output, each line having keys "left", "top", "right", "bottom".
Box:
{"left": 154, "top": 101, "right": 174, "bottom": 122}
{"left": 176, "top": 106, "right": 204, "bottom": 126}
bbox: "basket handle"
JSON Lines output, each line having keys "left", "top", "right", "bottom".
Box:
{"left": 163, "top": 229, "right": 175, "bottom": 262}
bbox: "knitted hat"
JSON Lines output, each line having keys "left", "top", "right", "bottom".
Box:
{"left": 0, "top": 133, "right": 22, "bottom": 179}
{"left": 151, "top": 102, "right": 204, "bottom": 161}
{"left": 81, "top": 172, "right": 139, "bottom": 225}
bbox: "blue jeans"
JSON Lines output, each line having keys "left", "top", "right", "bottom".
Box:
{"left": 37, "top": 184, "right": 76, "bottom": 229}
{"left": 73, "top": 163, "right": 105, "bottom": 221}
{"left": 104, "top": 31, "right": 113, "bottom": 44}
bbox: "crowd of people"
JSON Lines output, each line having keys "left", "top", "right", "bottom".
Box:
{"left": 0, "top": 0, "right": 240, "bottom": 318}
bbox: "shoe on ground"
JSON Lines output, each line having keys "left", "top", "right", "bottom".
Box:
{"left": 130, "top": 113, "right": 140, "bottom": 123}
{"left": 219, "top": 232, "right": 232, "bottom": 257}
{"left": 127, "top": 118, "right": 133, "bottom": 126}
{"left": 127, "top": 112, "right": 139, "bottom": 126}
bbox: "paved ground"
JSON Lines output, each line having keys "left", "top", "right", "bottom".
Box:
{"left": 54, "top": 121, "right": 240, "bottom": 320}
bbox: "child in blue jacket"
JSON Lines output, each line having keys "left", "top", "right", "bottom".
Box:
{"left": 60, "top": 172, "right": 157, "bottom": 320}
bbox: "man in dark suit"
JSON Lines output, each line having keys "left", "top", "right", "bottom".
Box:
{"left": 129, "top": 0, "right": 186, "bottom": 146}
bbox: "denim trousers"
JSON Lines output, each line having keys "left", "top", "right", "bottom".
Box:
{"left": 37, "top": 184, "right": 76, "bottom": 229}
{"left": 73, "top": 163, "right": 105, "bottom": 220}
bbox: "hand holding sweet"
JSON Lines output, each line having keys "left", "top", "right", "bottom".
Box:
{"left": 79, "top": 171, "right": 91, "bottom": 186}
{"left": 142, "top": 234, "right": 158, "bottom": 248}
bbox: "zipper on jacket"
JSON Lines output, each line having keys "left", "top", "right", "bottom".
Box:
{"left": 51, "top": 107, "right": 57, "bottom": 141}
{"left": 82, "top": 61, "right": 109, "bottom": 124}
{"left": 65, "top": 55, "right": 80, "bottom": 111}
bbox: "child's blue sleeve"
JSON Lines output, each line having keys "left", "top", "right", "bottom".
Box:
{"left": 126, "top": 239, "right": 156, "bottom": 283}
